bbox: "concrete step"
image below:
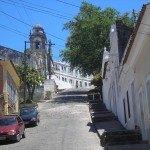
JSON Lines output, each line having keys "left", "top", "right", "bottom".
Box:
{"left": 89, "top": 107, "right": 108, "bottom": 112}
{"left": 91, "top": 113, "right": 117, "bottom": 122}
{"left": 89, "top": 104, "right": 106, "bottom": 109}
{"left": 104, "top": 144, "right": 150, "bottom": 150}
{"left": 100, "top": 130, "right": 142, "bottom": 147}
{"left": 90, "top": 110, "right": 111, "bottom": 115}
{"left": 89, "top": 100, "right": 103, "bottom": 104}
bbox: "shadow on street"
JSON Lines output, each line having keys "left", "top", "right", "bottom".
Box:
{"left": 87, "top": 122, "right": 96, "bottom": 133}
{"left": 50, "top": 88, "right": 91, "bottom": 104}
{"left": 51, "top": 95, "right": 89, "bottom": 104}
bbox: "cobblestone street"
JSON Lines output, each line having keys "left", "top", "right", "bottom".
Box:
{"left": 0, "top": 88, "right": 103, "bottom": 150}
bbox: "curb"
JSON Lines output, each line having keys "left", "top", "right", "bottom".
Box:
{"left": 92, "top": 121, "right": 101, "bottom": 140}
{"left": 88, "top": 111, "right": 101, "bottom": 142}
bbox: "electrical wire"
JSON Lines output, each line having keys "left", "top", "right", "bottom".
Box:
{"left": 0, "top": 0, "right": 72, "bottom": 20}
{"left": 0, "top": 24, "right": 28, "bottom": 38}
{"left": 56, "top": 0, "right": 80, "bottom": 8}
{"left": 19, "top": 0, "right": 74, "bottom": 16}
{"left": 0, "top": 10, "right": 66, "bottom": 41}
{"left": 9, "top": 0, "right": 30, "bottom": 31}
{"left": 18, "top": 0, "right": 33, "bottom": 26}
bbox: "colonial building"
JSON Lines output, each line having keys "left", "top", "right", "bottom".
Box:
{"left": 102, "top": 3, "right": 150, "bottom": 143}
{"left": 119, "top": 3, "right": 150, "bottom": 142}
{"left": 0, "top": 59, "right": 20, "bottom": 115}
{"left": 102, "top": 20, "right": 133, "bottom": 116}
{"left": 27, "top": 24, "right": 48, "bottom": 78}
{"left": 53, "top": 61, "right": 93, "bottom": 89}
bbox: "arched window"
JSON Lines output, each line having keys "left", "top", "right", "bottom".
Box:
{"left": 36, "top": 42, "right": 40, "bottom": 49}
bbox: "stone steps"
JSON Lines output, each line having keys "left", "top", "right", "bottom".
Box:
{"left": 88, "top": 97, "right": 143, "bottom": 147}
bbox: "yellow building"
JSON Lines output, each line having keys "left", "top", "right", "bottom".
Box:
{"left": 0, "top": 59, "right": 20, "bottom": 115}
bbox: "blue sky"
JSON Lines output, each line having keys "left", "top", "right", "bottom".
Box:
{"left": 0, "top": 0, "right": 149, "bottom": 61}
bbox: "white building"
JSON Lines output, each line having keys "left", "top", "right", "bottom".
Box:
{"left": 119, "top": 3, "right": 150, "bottom": 142}
{"left": 53, "top": 61, "right": 93, "bottom": 89}
{"left": 102, "top": 3, "right": 150, "bottom": 143}
{"left": 101, "top": 48, "right": 110, "bottom": 110}
{"left": 102, "top": 21, "right": 133, "bottom": 117}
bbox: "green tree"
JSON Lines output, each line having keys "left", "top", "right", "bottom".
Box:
{"left": 91, "top": 72, "right": 102, "bottom": 88}
{"left": 90, "top": 72, "right": 103, "bottom": 100}
{"left": 60, "top": 2, "right": 134, "bottom": 75}
{"left": 16, "top": 64, "right": 44, "bottom": 102}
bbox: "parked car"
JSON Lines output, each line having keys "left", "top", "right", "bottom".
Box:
{"left": 0, "top": 115, "right": 26, "bottom": 142}
{"left": 19, "top": 106, "right": 40, "bottom": 126}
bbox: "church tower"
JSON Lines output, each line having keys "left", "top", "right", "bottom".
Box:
{"left": 28, "top": 24, "right": 47, "bottom": 77}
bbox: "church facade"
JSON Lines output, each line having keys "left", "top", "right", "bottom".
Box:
{"left": 27, "top": 24, "right": 49, "bottom": 78}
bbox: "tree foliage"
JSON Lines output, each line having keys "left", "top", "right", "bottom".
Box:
{"left": 16, "top": 64, "right": 44, "bottom": 102}
{"left": 60, "top": 2, "right": 135, "bottom": 75}
{"left": 91, "top": 72, "right": 102, "bottom": 88}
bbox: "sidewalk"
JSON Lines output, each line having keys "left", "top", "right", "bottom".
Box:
{"left": 88, "top": 99, "right": 150, "bottom": 150}
{"left": 93, "top": 121, "right": 150, "bottom": 150}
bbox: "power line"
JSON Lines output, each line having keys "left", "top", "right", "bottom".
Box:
{"left": 18, "top": 0, "right": 33, "bottom": 26}
{"left": 56, "top": 0, "right": 80, "bottom": 8}
{"left": 0, "top": 0, "right": 72, "bottom": 20}
{"left": 19, "top": 0, "right": 74, "bottom": 16}
{"left": 9, "top": 0, "right": 30, "bottom": 31}
{"left": 0, "top": 24, "right": 28, "bottom": 38}
{"left": 0, "top": 10, "right": 66, "bottom": 41}
{"left": 0, "top": 10, "right": 32, "bottom": 27}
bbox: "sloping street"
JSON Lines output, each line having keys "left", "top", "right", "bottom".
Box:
{"left": 0, "top": 88, "right": 103, "bottom": 150}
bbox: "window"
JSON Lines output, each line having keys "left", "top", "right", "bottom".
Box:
{"left": 76, "top": 81, "right": 78, "bottom": 88}
{"left": 7, "top": 73, "right": 17, "bottom": 103}
{"left": 126, "top": 91, "right": 131, "bottom": 118}
{"left": 68, "top": 68, "right": 73, "bottom": 75}
{"left": 64, "top": 67, "right": 66, "bottom": 73}
{"left": 123, "top": 98, "right": 127, "bottom": 124}
{"left": 75, "top": 70, "right": 78, "bottom": 77}
{"left": 55, "top": 64, "right": 59, "bottom": 71}
{"left": 131, "top": 82, "right": 137, "bottom": 125}
{"left": 139, "top": 88, "right": 147, "bottom": 139}
{"left": 146, "top": 80, "right": 150, "bottom": 114}
{"left": 69, "top": 79, "right": 72, "bottom": 84}
{"left": 115, "top": 72, "right": 119, "bottom": 96}
{"left": 36, "top": 42, "right": 40, "bottom": 49}
{"left": 61, "top": 66, "right": 66, "bottom": 73}
{"left": 85, "top": 82, "right": 87, "bottom": 87}
{"left": 80, "top": 81, "right": 82, "bottom": 87}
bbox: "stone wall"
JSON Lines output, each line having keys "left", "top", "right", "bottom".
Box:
{"left": 0, "top": 45, "right": 24, "bottom": 64}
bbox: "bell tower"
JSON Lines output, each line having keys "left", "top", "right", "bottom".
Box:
{"left": 28, "top": 24, "right": 47, "bottom": 77}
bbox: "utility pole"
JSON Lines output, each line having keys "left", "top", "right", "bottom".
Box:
{"left": 24, "top": 41, "right": 27, "bottom": 103}
{"left": 24, "top": 41, "right": 30, "bottom": 104}
{"left": 48, "top": 40, "right": 55, "bottom": 80}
